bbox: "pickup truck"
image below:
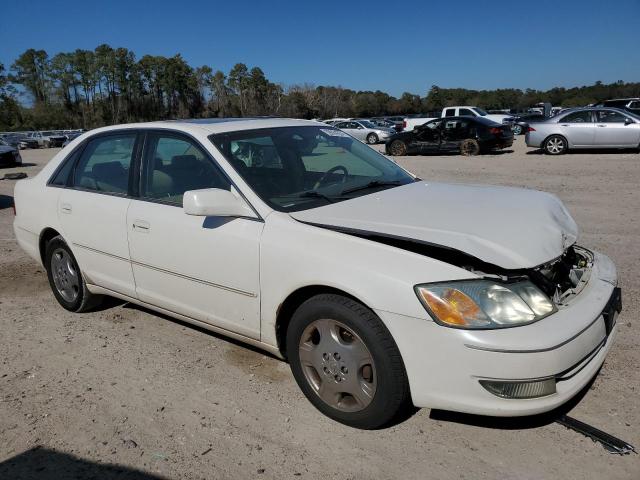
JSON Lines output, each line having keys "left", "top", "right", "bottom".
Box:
{"left": 403, "top": 107, "right": 514, "bottom": 131}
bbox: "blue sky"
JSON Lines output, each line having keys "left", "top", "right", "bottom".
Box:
{"left": 1, "top": 0, "right": 638, "bottom": 97}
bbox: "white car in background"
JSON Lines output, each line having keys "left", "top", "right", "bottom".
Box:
{"left": 334, "top": 119, "right": 394, "bottom": 144}
{"left": 13, "top": 118, "right": 620, "bottom": 429}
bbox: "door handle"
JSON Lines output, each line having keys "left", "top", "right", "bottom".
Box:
{"left": 132, "top": 220, "right": 150, "bottom": 232}
{"left": 597, "top": 124, "right": 607, "bottom": 127}
{"left": 60, "top": 203, "right": 72, "bottom": 214}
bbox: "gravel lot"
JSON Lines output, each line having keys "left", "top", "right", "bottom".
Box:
{"left": 1, "top": 139, "right": 639, "bottom": 479}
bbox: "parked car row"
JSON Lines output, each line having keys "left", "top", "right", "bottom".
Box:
{"left": 0, "top": 129, "right": 85, "bottom": 149}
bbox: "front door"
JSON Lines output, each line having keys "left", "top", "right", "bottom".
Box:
{"left": 594, "top": 110, "right": 640, "bottom": 147}
{"left": 413, "top": 120, "right": 442, "bottom": 152}
{"left": 126, "top": 131, "right": 263, "bottom": 339}
{"left": 57, "top": 131, "right": 138, "bottom": 297}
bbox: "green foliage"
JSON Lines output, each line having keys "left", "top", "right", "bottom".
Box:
{"left": 2, "top": 45, "right": 640, "bottom": 131}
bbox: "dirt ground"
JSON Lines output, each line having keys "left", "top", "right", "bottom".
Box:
{"left": 1, "top": 138, "right": 639, "bottom": 479}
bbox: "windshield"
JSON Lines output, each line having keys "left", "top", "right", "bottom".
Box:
{"left": 210, "top": 126, "right": 415, "bottom": 212}
{"left": 472, "top": 108, "right": 488, "bottom": 116}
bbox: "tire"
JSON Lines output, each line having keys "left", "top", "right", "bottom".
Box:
{"left": 389, "top": 140, "right": 407, "bottom": 156}
{"left": 44, "top": 140, "right": 51, "bottom": 148}
{"left": 286, "top": 294, "right": 411, "bottom": 429}
{"left": 366, "top": 133, "right": 378, "bottom": 144}
{"left": 45, "top": 235, "right": 102, "bottom": 312}
{"left": 543, "top": 135, "right": 568, "bottom": 155}
{"left": 512, "top": 124, "right": 523, "bottom": 135}
{"left": 460, "top": 138, "right": 481, "bottom": 156}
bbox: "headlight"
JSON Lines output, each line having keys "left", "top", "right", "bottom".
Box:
{"left": 415, "top": 280, "right": 555, "bottom": 329}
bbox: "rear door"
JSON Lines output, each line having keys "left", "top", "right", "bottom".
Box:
{"left": 57, "top": 131, "right": 139, "bottom": 297}
{"left": 126, "top": 130, "right": 263, "bottom": 339}
{"left": 594, "top": 110, "right": 640, "bottom": 147}
{"left": 557, "top": 110, "right": 595, "bottom": 146}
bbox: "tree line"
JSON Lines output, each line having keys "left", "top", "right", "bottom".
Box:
{"left": 1, "top": 45, "right": 639, "bottom": 131}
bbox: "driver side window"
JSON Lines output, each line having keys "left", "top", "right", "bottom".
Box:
{"left": 142, "top": 134, "right": 230, "bottom": 206}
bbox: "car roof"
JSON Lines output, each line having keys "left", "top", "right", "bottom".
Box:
{"left": 85, "top": 117, "right": 324, "bottom": 137}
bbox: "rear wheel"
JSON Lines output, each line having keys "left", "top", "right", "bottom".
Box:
{"left": 366, "top": 133, "right": 378, "bottom": 144}
{"left": 287, "top": 294, "right": 411, "bottom": 429}
{"left": 544, "top": 135, "right": 567, "bottom": 155}
{"left": 45, "top": 236, "right": 102, "bottom": 312}
{"left": 512, "top": 124, "right": 523, "bottom": 135}
{"left": 460, "top": 138, "right": 481, "bottom": 156}
{"left": 389, "top": 140, "right": 407, "bottom": 156}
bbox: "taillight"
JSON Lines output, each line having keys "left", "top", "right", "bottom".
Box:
{"left": 403, "top": 120, "right": 407, "bottom": 128}
{"left": 12, "top": 201, "right": 16, "bottom": 216}
{"left": 527, "top": 126, "right": 536, "bottom": 132}
{"left": 489, "top": 127, "right": 502, "bottom": 135}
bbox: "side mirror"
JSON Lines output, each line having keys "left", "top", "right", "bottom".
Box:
{"left": 183, "top": 187, "right": 257, "bottom": 218}
{"left": 624, "top": 118, "right": 633, "bottom": 125}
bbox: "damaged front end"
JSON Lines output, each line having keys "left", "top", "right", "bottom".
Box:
{"left": 317, "top": 224, "right": 596, "bottom": 312}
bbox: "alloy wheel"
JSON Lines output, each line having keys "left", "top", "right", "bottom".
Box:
{"left": 546, "top": 137, "right": 565, "bottom": 154}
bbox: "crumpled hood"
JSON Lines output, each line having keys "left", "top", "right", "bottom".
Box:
{"left": 290, "top": 181, "right": 579, "bottom": 270}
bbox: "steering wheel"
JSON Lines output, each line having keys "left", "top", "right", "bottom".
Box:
{"left": 314, "top": 165, "right": 349, "bottom": 189}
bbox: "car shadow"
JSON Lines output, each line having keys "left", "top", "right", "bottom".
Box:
{"left": 429, "top": 369, "right": 599, "bottom": 430}
{"left": 0, "top": 194, "right": 14, "bottom": 210}
{"left": 0, "top": 447, "right": 169, "bottom": 479}
{"left": 527, "top": 148, "right": 639, "bottom": 155}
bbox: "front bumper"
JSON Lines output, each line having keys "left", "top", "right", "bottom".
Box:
{"left": 376, "top": 250, "right": 619, "bottom": 416}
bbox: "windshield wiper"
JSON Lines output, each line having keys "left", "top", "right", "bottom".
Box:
{"left": 341, "top": 180, "right": 403, "bottom": 195}
{"left": 287, "top": 190, "right": 337, "bottom": 204}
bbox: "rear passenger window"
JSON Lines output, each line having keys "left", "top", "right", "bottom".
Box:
{"left": 142, "top": 135, "right": 230, "bottom": 206}
{"left": 560, "top": 111, "right": 592, "bottom": 123}
{"left": 444, "top": 108, "right": 455, "bottom": 117}
{"left": 73, "top": 134, "right": 136, "bottom": 194}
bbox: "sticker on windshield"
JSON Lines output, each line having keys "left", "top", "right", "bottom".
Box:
{"left": 320, "top": 128, "right": 349, "bottom": 138}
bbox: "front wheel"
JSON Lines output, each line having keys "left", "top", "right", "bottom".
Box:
{"left": 366, "top": 133, "right": 378, "bottom": 144}
{"left": 45, "top": 236, "right": 103, "bottom": 312}
{"left": 543, "top": 135, "right": 567, "bottom": 155}
{"left": 287, "top": 294, "right": 411, "bottom": 429}
{"left": 512, "top": 124, "right": 523, "bottom": 135}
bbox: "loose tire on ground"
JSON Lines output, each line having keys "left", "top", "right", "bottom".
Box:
{"left": 460, "top": 138, "right": 481, "bottom": 156}
{"left": 286, "top": 293, "right": 412, "bottom": 429}
{"left": 45, "top": 235, "right": 103, "bottom": 312}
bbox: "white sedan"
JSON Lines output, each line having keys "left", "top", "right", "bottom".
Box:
{"left": 13, "top": 118, "right": 621, "bottom": 429}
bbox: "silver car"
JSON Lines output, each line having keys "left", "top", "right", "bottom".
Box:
{"left": 334, "top": 119, "right": 395, "bottom": 144}
{"left": 525, "top": 107, "right": 640, "bottom": 155}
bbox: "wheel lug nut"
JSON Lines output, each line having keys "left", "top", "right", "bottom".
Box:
{"left": 341, "top": 366, "right": 348, "bottom": 374}
{"left": 322, "top": 353, "right": 329, "bottom": 360}
{"left": 334, "top": 375, "right": 341, "bottom": 382}
{"left": 323, "top": 367, "right": 329, "bottom": 374}
{"left": 333, "top": 353, "right": 340, "bottom": 360}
